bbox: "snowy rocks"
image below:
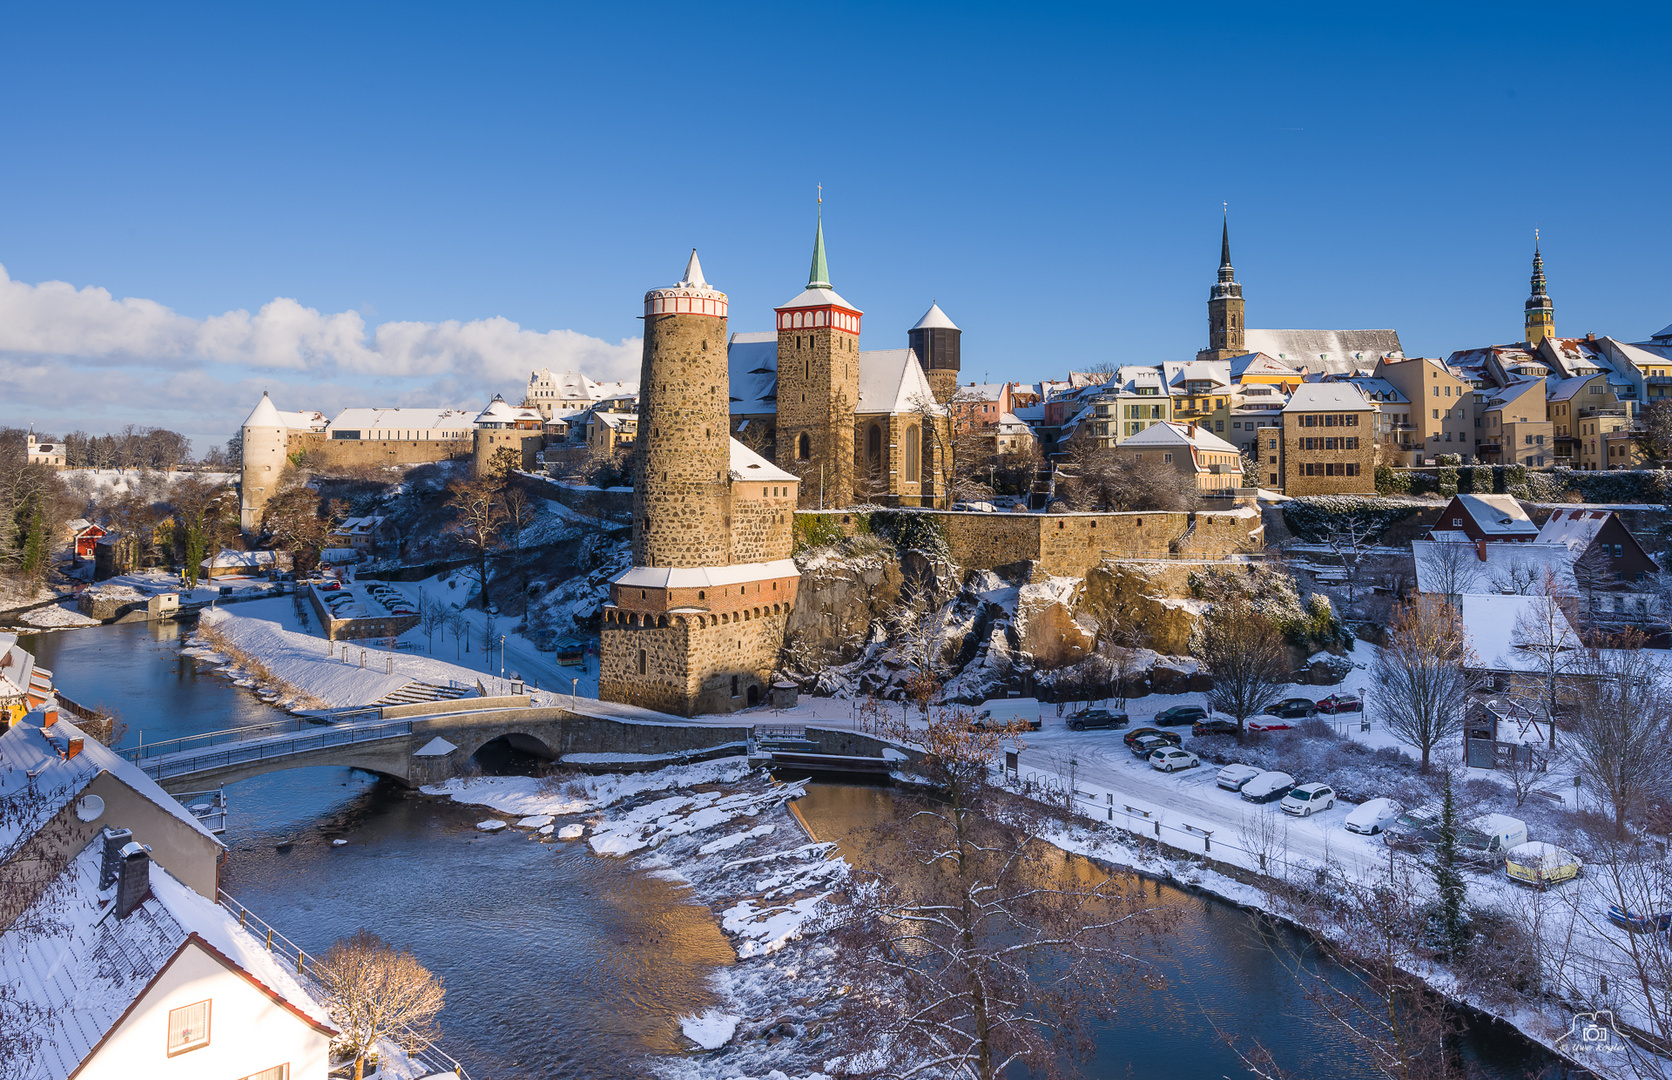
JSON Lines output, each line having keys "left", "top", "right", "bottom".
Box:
{"left": 785, "top": 548, "right": 903, "bottom": 671}
{"left": 1079, "top": 561, "right": 1201, "bottom": 655}
{"left": 515, "top": 815, "right": 554, "bottom": 829}
{"left": 475, "top": 819, "right": 507, "bottom": 832}
{"left": 1298, "top": 650, "right": 1354, "bottom": 686}
{"left": 557, "top": 823, "right": 584, "bottom": 840}
{"left": 1014, "top": 578, "right": 1094, "bottom": 668}
{"left": 679, "top": 1009, "right": 740, "bottom": 1050}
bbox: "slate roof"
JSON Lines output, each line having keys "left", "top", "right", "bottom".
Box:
{"left": 1243, "top": 329, "right": 1403, "bottom": 376}
{"left": 728, "top": 332, "right": 779, "bottom": 416}
{"left": 1346, "top": 376, "right": 1409, "bottom": 404}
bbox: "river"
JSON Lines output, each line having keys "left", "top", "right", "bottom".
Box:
{"left": 24, "top": 623, "right": 1570, "bottom": 1079}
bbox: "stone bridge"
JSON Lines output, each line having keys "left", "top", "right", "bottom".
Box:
{"left": 137, "top": 696, "right": 756, "bottom": 793}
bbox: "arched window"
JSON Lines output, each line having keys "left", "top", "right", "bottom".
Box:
{"left": 867, "top": 424, "right": 882, "bottom": 463}
{"left": 904, "top": 425, "right": 920, "bottom": 482}
{"left": 797, "top": 432, "right": 811, "bottom": 460}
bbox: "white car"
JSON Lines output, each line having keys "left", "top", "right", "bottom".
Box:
{"left": 1149, "top": 747, "right": 1200, "bottom": 773}
{"left": 1281, "top": 782, "right": 1337, "bottom": 817}
{"left": 1239, "top": 771, "right": 1296, "bottom": 804}
{"left": 1343, "top": 797, "right": 1401, "bottom": 835}
{"left": 1216, "top": 763, "right": 1262, "bottom": 791}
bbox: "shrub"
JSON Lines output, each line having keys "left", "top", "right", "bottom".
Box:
{"left": 869, "top": 509, "right": 949, "bottom": 557}
{"left": 1278, "top": 496, "right": 1423, "bottom": 544}
{"left": 1375, "top": 465, "right": 1411, "bottom": 496}
{"left": 792, "top": 513, "right": 860, "bottom": 553}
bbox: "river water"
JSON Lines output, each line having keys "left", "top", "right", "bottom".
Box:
{"left": 25, "top": 623, "right": 1569, "bottom": 1080}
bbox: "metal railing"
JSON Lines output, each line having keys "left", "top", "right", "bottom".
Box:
{"left": 218, "top": 891, "right": 474, "bottom": 1079}
{"left": 120, "top": 716, "right": 325, "bottom": 763}
{"left": 139, "top": 721, "right": 413, "bottom": 782}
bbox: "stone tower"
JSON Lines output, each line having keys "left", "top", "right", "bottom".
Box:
{"left": 908, "top": 303, "right": 962, "bottom": 402}
{"left": 1196, "top": 216, "right": 1246, "bottom": 362}
{"left": 774, "top": 210, "right": 862, "bottom": 507}
{"left": 1524, "top": 234, "right": 1555, "bottom": 348}
{"left": 238, "top": 392, "right": 289, "bottom": 532}
{"left": 600, "top": 252, "right": 802, "bottom": 716}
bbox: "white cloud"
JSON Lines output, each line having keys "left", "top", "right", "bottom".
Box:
{"left": 0, "top": 263, "right": 642, "bottom": 381}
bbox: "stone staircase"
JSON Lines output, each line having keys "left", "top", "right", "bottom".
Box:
{"left": 371, "top": 681, "right": 475, "bottom": 707}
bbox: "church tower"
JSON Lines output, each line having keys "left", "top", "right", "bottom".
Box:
{"left": 774, "top": 207, "right": 862, "bottom": 507}
{"left": 600, "top": 252, "right": 802, "bottom": 717}
{"left": 1524, "top": 234, "right": 1555, "bottom": 348}
{"left": 1196, "top": 215, "right": 1246, "bottom": 362}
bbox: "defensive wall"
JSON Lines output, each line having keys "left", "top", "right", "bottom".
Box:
{"left": 796, "top": 507, "right": 1264, "bottom": 581}
{"left": 285, "top": 430, "right": 470, "bottom": 470}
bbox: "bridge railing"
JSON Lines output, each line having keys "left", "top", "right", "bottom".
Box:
{"left": 219, "top": 890, "right": 475, "bottom": 1079}
{"left": 119, "top": 716, "right": 325, "bottom": 763}
{"left": 141, "top": 720, "right": 414, "bottom": 782}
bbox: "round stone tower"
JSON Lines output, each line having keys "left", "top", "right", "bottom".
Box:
{"left": 239, "top": 391, "right": 289, "bottom": 532}
{"left": 908, "top": 302, "right": 962, "bottom": 402}
{"left": 633, "top": 251, "right": 733, "bottom": 568}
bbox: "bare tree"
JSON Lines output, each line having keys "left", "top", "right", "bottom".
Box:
{"left": 1571, "top": 541, "right": 1616, "bottom": 632}
{"left": 818, "top": 705, "right": 1172, "bottom": 1080}
{"left": 316, "top": 930, "right": 446, "bottom": 1080}
{"left": 1567, "top": 637, "right": 1672, "bottom": 831}
{"left": 1369, "top": 598, "right": 1482, "bottom": 772}
{"left": 444, "top": 608, "right": 468, "bottom": 658}
{"left": 418, "top": 595, "right": 446, "bottom": 653}
{"left": 1487, "top": 557, "right": 1543, "bottom": 595}
{"left": 447, "top": 476, "right": 505, "bottom": 608}
{"left": 1202, "top": 597, "right": 1289, "bottom": 733}
{"left": 1324, "top": 512, "right": 1378, "bottom": 617}
{"left": 1509, "top": 578, "right": 1581, "bottom": 750}
{"left": 1413, "top": 538, "right": 1480, "bottom": 609}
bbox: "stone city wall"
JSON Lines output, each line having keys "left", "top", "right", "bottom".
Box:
{"left": 286, "top": 431, "right": 470, "bottom": 470}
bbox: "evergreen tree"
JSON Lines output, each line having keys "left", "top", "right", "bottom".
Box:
{"left": 1433, "top": 770, "right": 1467, "bottom": 953}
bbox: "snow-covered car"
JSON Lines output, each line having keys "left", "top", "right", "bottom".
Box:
{"left": 1149, "top": 747, "right": 1200, "bottom": 772}
{"left": 1459, "top": 814, "right": 1529, "bottom": 862}
{"left": 1216, "top": 763, "right": 1262, "bottom": 791}
{"left": 1281, "top": 783, "right": 1336, "bottom": 817}
{"left": 1315, "top": 693, "right": 1363, "bottom": 714}
{"left": 969, "top": 710, "right": 1042, "bottom": 733}
{"left": 1344, "top": 797, "right": 1401, "bottom": 835}
{"left": 1383, "top": 805, "right": 1441, "bottom": 849}
{"left": 1245, "top": 715, "right": 1294, "bottom": 733}
{"left": 1239, "top": 771, "right": 1296, "bottom": 804}
{"left": 1505, "top": 842, "right": 1582, "bottom": 887}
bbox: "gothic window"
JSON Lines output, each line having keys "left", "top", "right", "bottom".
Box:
{"left": 798, "top": 433, "right": 811, "bottom": 460}
{"left": 904, "top": 425, "right": 920, "bottom": 482}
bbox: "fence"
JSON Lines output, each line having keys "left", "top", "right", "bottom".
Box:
{"left": 120, "top": 716, "right": 327, "bottom": 763}
{"left": 138, "top": 720, "right": 413, "bottom": 783}
{"left": 218, "top": 891, "right": 473, "bottom": 1078}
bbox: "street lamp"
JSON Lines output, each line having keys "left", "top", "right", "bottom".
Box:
{"left": 572, "top": 677, "right": 579, "bottom": 711}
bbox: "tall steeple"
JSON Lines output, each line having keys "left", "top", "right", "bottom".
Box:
{"left": 808, "top": 202, "right": 831, "bottom": 289}
{"left": 1197, "top": 209, "right": 1246, "bottom": 361}
{"left": 1524, "top": 230, "right": 1554, "bottom": 347}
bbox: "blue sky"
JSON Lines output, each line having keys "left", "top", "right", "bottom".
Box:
{"left": 2, "top": 2, "right": 1668, "bottom": 452}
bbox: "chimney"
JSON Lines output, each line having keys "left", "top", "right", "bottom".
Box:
{"left": 64, "top": 737, "right": 83, "bottom": 761}
{"left": 116, "top": 841, "right": 152, "bottom": 918}
{"left": 1476, "top": 539, "right": 1487, "bottom": 562}
{"left": 100, "top": 828, "right": 134, "bottom": 890}
{"left": 43, "top": 705, "right": 58, "bottom": 728}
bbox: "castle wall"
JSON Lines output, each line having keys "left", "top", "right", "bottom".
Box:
{"left": 472, "top": 429, "right": 543, "bottom": 476}
{"left": 728, "top": 485, "right": 797, "bottom": 564}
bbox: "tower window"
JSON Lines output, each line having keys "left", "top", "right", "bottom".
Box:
{"left": 798, "top": 433, "right": 811, "bottom": 460}
{"left": 638, "top": 650, "right": 646, "bottom": 675}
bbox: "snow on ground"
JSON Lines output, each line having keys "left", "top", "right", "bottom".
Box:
{"left": 421, "top": 758, "right": 752, "bottom": 818}
{"left": 679, "top": 1010, "right": 741, "bottom": 1051}
{"left": 17, "top": 602, "right": 100, "bottom": 629}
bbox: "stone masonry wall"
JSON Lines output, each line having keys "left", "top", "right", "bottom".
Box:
{"left": 286, "top": 431, "right": 469, "bottom": 469}
{"left": 600, "top": 606, "right": 787, "bottom": 716}
{"left": 1281, "top": 412, "right": 1376, "bottom": 496}
{"left": 472, "top": 429, "right": 543, "bottom": 477}
{"left": 728, "top": 485, "right": 797, "bottom": 564}
{"left": 634, "top": 309, "right": 733, "bottom": 567}
{"left": 776, "top": 324, "right": 858, "bottom": 506}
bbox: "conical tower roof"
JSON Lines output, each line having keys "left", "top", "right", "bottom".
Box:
{"left": 243, "top": 391, "right": 283, "bottom": 429}
{"left": 808, "top": 213, "right": 831, "bottom": 289}
{"left": 680, "top": 249, "right": 707, "bottom": 288}
{"left": 909, "top": 303, "right": 960, "bottom": 332}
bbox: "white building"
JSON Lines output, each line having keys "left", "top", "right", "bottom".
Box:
{"left": 325, "top": 406, "right": 475, "bottom": 442}
{"left": 524, "top": 369, "right": 640, "bottom": 420}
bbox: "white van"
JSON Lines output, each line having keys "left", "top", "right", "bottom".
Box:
{"left": 1460, "top": 813, "right": 1528, "bottom": 861}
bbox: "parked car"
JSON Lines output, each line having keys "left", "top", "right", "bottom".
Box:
{"left": 1268, "top": 697, "right": 1316, "bottom": 719}
{"left": 1344, "top": 797, "right": 1402, "bottom": 836}
{"left": 1153, "top": 706, "right": 1209, "bottom": 727}
{"left": 1315, "top": 693, "right": 1363, "bottom": 715}
{"left": 1123, "top": 727, "right": 1182, "bottom": 749}
{"left": 1245, "top": 715, "right": 1295, "bottom": 733}
{"left": 1281, "top": 783, "right": 1337, "bottom": 817}
{"left": 1130, "top": 733, "right": 1177, "bottom": 759}
{"left": 1068, "top": 708, "right": 1128, "bottom": 732}
{"left": 1505, "top": 842, "right": 1582, "bottom": 887}
{"left": 1239, "top": 771, "right": 1296, "bottom": 804}
{"left": 1459, "top": 814, "right": 1529, "bottom": 862}
{"left": 1149, "top": 747, "right": 1201, "bottom": 772}
{"left": 1383, "top": 805, "right": 1442, "bottom": 849}
{"left": 969, "top": 710, "right": 1042, "bottom": 733}
{"left": 1606, "top": 905, "right": 1672, "bottom": 933}
{"left": 1192, "top": 718, "right": 1239, "bottom": 737}
{"left": 1216, "top": 763, "right": 1262, "bottom": 791}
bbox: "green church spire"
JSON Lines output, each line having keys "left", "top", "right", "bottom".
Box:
{"left": 808, "top": 192, "right": 831, "bottom": 289}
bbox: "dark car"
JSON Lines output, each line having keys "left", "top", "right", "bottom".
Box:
{"left": 1269, "top": 697, "right": 1316, "bottom": 719}
{"left": 1153, "top": 705, "right": 1209, "bottom": 727}
{"left": 969, "top": 710, "right": 1043, "bottom": 733}
{"left": 1068, "top": 708, "right": 1129, "bottom": 732}
{"left": 1316, "top": 693, "right": 1364, "bottom": 715}
{"left": 1130, "top": 733, "right": 1177, "bottom": 759}
{"left": 1123, "top": 727, "right": 1183, "bottom": 749}
{"left": 1191, "top": 718, "right": 1239, "bottom": 737}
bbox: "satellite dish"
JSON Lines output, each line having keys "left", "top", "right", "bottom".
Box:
{"left": 75, "top": 795, "right": 104, "bottom": 823}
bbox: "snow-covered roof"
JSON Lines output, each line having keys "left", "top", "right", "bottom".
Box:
{"left": 1412, "top": 538, "right": 1574, "bottom": 595}
{"left": 327, "top": 406, "right": 475, "bottom": 432}
{"left": 729, "top": 439, "right": 798, "bottom": 484}
{"left": 1243, "top": 329, "right": 1403, "bottom": 375}
{"left": 1545, "top": 374, "right": 1600, "bottom": 403}
{"left": 951, "top": 383, "right": 1007, "bottom": 402}
{"left": 242, "top": 392, "right": 284, "bottom": 429}
{"left": 1120, "top": 420, "right": 1240, "bottom": 454}
{"left": 591, "top": 411, "right": 636, "bottom": 430}
{"left": 777, "top": 286, "right": 860, "bottom": 313}
{"left": 1543, "top": 337, "right": 1608, "bottom": 378}
{"left": 728, "top": 332, "right": 779, "bottom": 415}
{"left": 909, "top": 303, "right": 959, "bottom": 332}
{"left": 1282, "top": 383, "right": 1372, "bottom": 412}
{"left": 1485, "top": 378, "right": 1544, "bottom": 412}
{"left": 1535, "top": 507, "right": 1612, "bottom": 552}
{"left": 612, "top": 559, "right": 800, "bottom": 590}
{"left": 0, "top": 711, "right": 219, "bottom": 856}
{"left": 1650, "top": 322, "right": 1672, "bottom": 344}
{"left": 1165, "top": 359, "right": 1231, "bottom": 390}
{"left": 0, "top": 837, "right": 334, "bottom": 1080}
{"left": 205, "top": 549, "right": 285, "bottom": 569}
{"left": 529, "top": 368, "right": 600, "bottom": 397}
{"left": 858, "top": 348, "right": 942, "bottom": 415}
{"left": 1229, "top": 352, "right": 1303, "bottom": 381}
{"left": 1449, "top": 494, "right": 1537, "bottom": 535}
{"left": 1346, "top": 376, "right": 1408, "bottom": 404}
{"left": 1459, "top": 594, "right": 1579, "bottom": 673}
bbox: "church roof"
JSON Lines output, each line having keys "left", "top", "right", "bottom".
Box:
{"left": 808, "top": 214, "right": 830, "bottom": 290}
{"left": 776, "top": 285, "right": 860, "bottom": 312}
{"left": 729, "top": 439, "right": 798, "bottom": 483}
{"left": 909, "top": 303, "right": 959, "bottom": 332}
{"left": 728, "top": 332, "right": 779, "bottom": 416}
{"left": 858, "top": 349, "right": 943, "bottom": 415}
{"left": 1243, "top": 329, "right": 1404, "bottom": 376}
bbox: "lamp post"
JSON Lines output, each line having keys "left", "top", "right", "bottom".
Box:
{"left": 499, "top": 634, "right": 506, "bottom": 695}
{"left": 572, "top": 677, "right": 579, "bottom": 711}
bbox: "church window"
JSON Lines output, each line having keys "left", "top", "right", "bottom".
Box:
{"left": 904, "top": 426, "right": 920, "bottom": 482}
{"left": 867, "top": 424, "right": 882, "bottom": 462}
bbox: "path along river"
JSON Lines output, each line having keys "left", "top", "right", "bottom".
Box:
{"left": 24, "top": 622, "right": 1571, "bottom": 1079}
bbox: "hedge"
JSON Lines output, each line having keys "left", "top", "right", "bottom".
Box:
{"left": 1279, "top": 496, "right": 1425, "bottom": 543}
